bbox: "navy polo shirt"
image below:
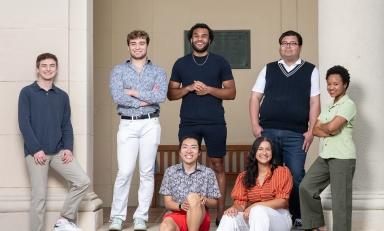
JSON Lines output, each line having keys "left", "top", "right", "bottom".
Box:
{"left": 18, "top": 81, "right": 73, "bottom": 156}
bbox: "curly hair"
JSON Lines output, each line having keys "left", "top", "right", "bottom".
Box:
{"left": 187, "top": 23, "right": 214, "bottom": 42}
{"left": 243, "top": 137, "right": 279, "bottom": 188}
{"left": 326, "top": 65, "right": 351, "bottom": 89}
{"left": 126, "top": 30, "right": 150, "bottom": 45}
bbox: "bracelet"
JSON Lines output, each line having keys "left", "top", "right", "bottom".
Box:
{"left": 179, "top": 203, "right": 182, "bottom": 211}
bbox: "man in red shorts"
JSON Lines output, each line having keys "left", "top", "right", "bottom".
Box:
{"left": 159, "top": 136, "right": 221, "bottom": 231}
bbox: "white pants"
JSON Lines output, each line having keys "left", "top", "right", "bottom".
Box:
{"left": 217, "top": 205, "right": 292, "bottom": 231}
{"left": 110, "top": 117, "right": 161, "bottom": 221}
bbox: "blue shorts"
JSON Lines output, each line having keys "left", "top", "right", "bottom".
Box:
{"left": 178, "top": 124, "right": 227, "bottom": 158}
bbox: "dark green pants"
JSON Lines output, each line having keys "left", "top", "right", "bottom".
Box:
{"left": 299, "top": 157, "right": 355, "bottom": 231}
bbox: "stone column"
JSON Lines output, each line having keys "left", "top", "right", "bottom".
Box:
{"left": 0, "top": 0, "right": 103, "bottom": 230}
{"left": 318, "top": 0, "right": 384, "bottom": 230}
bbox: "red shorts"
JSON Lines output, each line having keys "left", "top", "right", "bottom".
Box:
{"left": 163, "top": 210, "right": 211, "bottom": 231}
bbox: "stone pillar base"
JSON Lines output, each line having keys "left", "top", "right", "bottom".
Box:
{"left": 321, "top": 191, "right": 384, "bottom": 230}
{"left": 323, "top": 210, "right": 384, "bottom": 231}
{"left": 0, "top": 189, "right": 103, "bottom": 231}
{"left": 78, "top": 192, "right": 104, "bottom": 231}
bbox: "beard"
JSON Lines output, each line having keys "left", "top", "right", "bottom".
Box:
{"left": 191, "top": 41, "right": 210, "bottom": 53}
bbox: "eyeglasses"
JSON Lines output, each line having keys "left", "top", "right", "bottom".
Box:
{"left": 280, "top": 42, "right": 299, "bottom": 47}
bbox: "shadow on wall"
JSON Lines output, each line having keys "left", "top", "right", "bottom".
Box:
{"left": 348, "top": 83, "right": 372, "bottom": 229}
{"left": 348, "top": 83, "right": 371, "bottom": 189}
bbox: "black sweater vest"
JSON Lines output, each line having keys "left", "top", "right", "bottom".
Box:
{"left": 259, "top": 61, "right": 315, "bottom": 133}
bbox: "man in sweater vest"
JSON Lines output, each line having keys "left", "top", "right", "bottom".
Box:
{"left": 249, "top": 30, "right": 320, "bottom": 228}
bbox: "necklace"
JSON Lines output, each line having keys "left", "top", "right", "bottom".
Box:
{"left": 192, "top": 53, "right": 209, "bottom": 66}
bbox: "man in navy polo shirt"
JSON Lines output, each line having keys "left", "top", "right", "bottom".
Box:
{"left": 167, "top": 23, "right": 236, "bottom": 225}
{"left": 18, "top": 53, "right": 90, "bottom": 231}
{"left": 249, "top": 30, "right": 320, "bottom": 228}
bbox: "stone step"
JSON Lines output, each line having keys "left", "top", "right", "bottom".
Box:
{"left": 97, "top": 223, "right": 160, "bottom": 231}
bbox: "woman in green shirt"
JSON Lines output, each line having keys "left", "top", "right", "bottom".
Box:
{"left": 299, "top": 65, "right": 357, "bottom": 231}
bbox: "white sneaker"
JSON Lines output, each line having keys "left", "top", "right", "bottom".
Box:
{"left": 133, "top": 218, "right": 147, "bottom": 230}
{"left": 54, "top": 218, "right": 82, "bottom": 231}
{"left": 109, "top": 217, "right": 123, "bottom": 231}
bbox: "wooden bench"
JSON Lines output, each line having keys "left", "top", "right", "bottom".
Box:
{"left": 151, "top": 144, "right": 252, "bottom": 207}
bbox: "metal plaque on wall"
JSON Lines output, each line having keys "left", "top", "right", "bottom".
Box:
{"left": 184, "top": 30, "right": 251, "bottom": 69}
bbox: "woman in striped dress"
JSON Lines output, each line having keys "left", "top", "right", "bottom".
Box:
{"left": 217, "top": 136, "right": 293, "bottom": 231}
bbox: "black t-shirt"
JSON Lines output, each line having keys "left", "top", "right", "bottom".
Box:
{"left": 170, "top": 52, "right": 234, "bottom": 125}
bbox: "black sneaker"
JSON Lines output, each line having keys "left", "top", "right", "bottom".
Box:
{"left": 293, "top": 218, "right": 304, "bottom": 230}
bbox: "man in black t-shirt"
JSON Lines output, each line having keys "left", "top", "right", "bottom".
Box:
{"left": 167, "top": 23, "right": 236, "bottom": 225}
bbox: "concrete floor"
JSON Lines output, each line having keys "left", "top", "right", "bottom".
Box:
{"left": 98, "top": 207, "right": 308, "bottom": 231}
{"left": 98, "top": 207, "right": 218, "bottom": 231}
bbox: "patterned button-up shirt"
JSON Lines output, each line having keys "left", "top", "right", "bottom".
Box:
{"left": 109, "top": 59, "right": 168, "bottom": 116}
{"left": 159, "top": 163, "right": 221, "bottom": 203}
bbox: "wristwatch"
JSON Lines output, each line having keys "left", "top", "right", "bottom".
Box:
{"left": 179, "top": 203, "right": 182, "bottom": 211}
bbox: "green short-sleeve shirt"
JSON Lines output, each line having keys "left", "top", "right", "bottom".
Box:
{"left": 319, "top": 95, "right": 357, "bottom": 159}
